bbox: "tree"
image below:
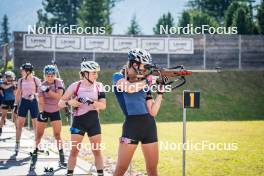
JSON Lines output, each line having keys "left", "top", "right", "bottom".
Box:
{"left": 257, "top": 0, "right": 264, "bottom": 34}
{"left": 178, "top": 11, "right": 191, "bottom": 27}
{"left": 225, "top": 1, "right": 250, "bottom": 27}
{"left": 105, "top": 0, "right": 123, "bottom": 33}
{"left": 37, "top": 0, "right": 82, "bottom": 27}
{"left": 189, "top": 10, "right": 219, "bottom": 28}
{"left": 78, "top": 0, "right": 112, "bottom": 34}
{"left": 187, "top": 0, "right": 248, "bottom": 24}
{"left": 127, "top": 15, "right": 141, "bottom": 35}
{"left": 0, "top": 15, "right": 10, "bottom": 45}
{"left": 153, "top": 12, "right": 174, "bottom": 34}
{"left": 232, "top": 7, "right": 254, "bottom": 34}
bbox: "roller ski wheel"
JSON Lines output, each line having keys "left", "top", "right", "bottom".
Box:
{"left": 59, "top": 161, "right": 67, "bottom": 168}
{"left": 44, "top": 166, "right": 54, "bottom": 175}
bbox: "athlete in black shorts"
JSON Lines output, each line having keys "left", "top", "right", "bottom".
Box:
{"left": 0, "top": 71, "right": 17, "bottom": 136}
{"left": 59, "top": 60, "right": 106, "bottom": 176}
{"left": 113, "top": 48, "right": 165, "bottom": 176}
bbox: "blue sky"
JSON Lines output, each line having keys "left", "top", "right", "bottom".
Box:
{"left": 0, "top": 0, "right": 261, "bottom": 35}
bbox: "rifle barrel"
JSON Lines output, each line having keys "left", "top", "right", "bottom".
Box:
{"left": 190, "top": 70, "right": 219, "bottom": 73}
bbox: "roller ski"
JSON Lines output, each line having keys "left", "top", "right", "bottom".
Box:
{"left": 0, "top": 136, "right": 13, "bottom": 142}
{"left": 59, "top": 150, "right": 67, "bottom": 168}
{"left": 44, "top": 166, "right": 54, "bottom": 175}
{"left": 29, "top": 149, "right": 49, "bottom": 156}
{"left": 29, "top": 150, "right": 38, "bottom": 171}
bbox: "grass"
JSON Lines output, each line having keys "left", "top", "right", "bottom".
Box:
{"left": 35, "top": 69, "right": 264, "bottom": 123}
{"left": 46, "top": 121, "right": 264, "bottom": 176}
{"left": 40, "top": 69, "right": 264, "bottom": 175}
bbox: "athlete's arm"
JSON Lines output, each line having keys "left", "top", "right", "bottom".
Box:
{"left": 58, "top": 86, "right": 81, "bottom": 108}
{"left": 93, "top": 98, "right": 106, "bottom": 110}
{"left": 1, "top": 83, "right": 13, "bottom": 89}
{"left": 14, "top": 87, "right": 21, "bottom": 105}
{"left": 146, "top": 94, "right": 163, "bottom": 117}
{"left": 116, "top": 78, "right": 147, "bottom": 93}
{"left": 46, "top": 89, "right": 63, "bottom": 100}
{"left": 38, "top": 96, "right": 45, "bottom": 112}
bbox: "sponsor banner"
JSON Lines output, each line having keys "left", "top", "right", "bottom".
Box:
{"left": 23, "top": 34, "right": 194, "bottom": 54}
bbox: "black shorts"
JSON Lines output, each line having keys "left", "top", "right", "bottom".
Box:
{"left": 70, "top": 110, "right": 101, "bottom": 137}
{"left": 18, "top": 98, "right": 39, "bottom": 118}
{"left": 121, "top": 114, "right": 158, "bottom": 145}
{"left": 0, "top": 96, "right": 3, "bottom": 106}
{"left": 37, "top": 111, "right": 61, "bottom": 123}
{"left": 1, "top": 100, "right": 15, "bottom": 110}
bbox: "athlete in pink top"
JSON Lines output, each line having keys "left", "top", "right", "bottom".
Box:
{"left": 30, "top": 65, "right": 67, "bottom": 170}
{"left": 17, "top": 75, "right": 41, "bottom": 99}
{"left": 58, "top": 60, "right": 106, "bottom": 176}
{"left": 66, "top": 81, "right": 104, "bottom": 116}
{"left": 14, "top": 63, "right": 41, "bottom": 155}
{"left": 38, "top": 77, "right": 64, "bottom": 113}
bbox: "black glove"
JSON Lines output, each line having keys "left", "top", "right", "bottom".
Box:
{"left": 38, "top": 112, "right": 47, "bottom": 121}
{"left": 40, "top": 85, "right": 50, "bottom": 93}
{"left": 78, "top": 97, "right": 94, "bottom": 105}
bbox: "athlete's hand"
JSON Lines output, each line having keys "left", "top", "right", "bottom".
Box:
{"left": 146, "top": 75, "right": 159, "bottom": 86}
{"left": 78, "top": 97, "right": 94, "bottom": 105}
{"left": 157, "top": 84, "right": 165, "bottom": 95}
{"left": 38, "top": 112, "right": 47, "bottom": 121}
{"left": 40, "top": 85, "right": 50, "bottom": 92}
{"left": 68, "top": 99, "right": 82, "bottom": 107}
{"left": 13, "top": 104, "right": 18, "bottom": 114}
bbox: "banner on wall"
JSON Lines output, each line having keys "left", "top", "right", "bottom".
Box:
{"left": 23, "top": 34, "right": 194, "bottom": 54}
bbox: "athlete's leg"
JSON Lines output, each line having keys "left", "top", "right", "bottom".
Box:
{"left": 12, "top": 112, "right": 18, "bottom": 129}
{"left": 35, "top": 121, "right": 47, "bottom": 148}
{"left": 141, "top": 142, "right": 159, "bottom": 176}
{"left": 89, "top": 134, "right": 103, "bottom": 171}
{"left": 51, "top": 120, "right": 63, "bottom": 149}
{"left": 67, "top": 134, "right": 84, "bottom": 171}
{"left": 30, "top": 99, "right": 39, "bottom": 139}
{"left": 0, "top": 108, "right": 8, "bottom": 129}
{"left": 15, "top": 115, "right": 26, "bottom": 153}
{"left": 113, "top": 143, "right": 138, "bottom": 176}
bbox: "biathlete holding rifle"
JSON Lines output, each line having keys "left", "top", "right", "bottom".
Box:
{"left": 29, "top": 65, "right": 67, "bottom": 170}
{"left": 112, "top": 48, "right": 165, "bottom": 176}
{"left": 14, "top": 63, "right": 41, "bottom": 155}
{"left": 58, "top": 60, "right": 106, "bottom": 176}
{"left": 0, "top": 71, "right": 17, "bottom": 136}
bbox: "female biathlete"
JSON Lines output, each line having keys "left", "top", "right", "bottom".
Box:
{"left": 0, "top": 71, "right": 17, "bottom": 136}
{"left": 14, "top": 63, "right": 41, "bottom": 155}
{"left": 30, "top": 65, "right": 67, "bottom": 170}
{"left": 58, "top": 60, "right": 106, "bottom": 176}
{"left": 112, "top": 48, "right": 164, "bottom": 176}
